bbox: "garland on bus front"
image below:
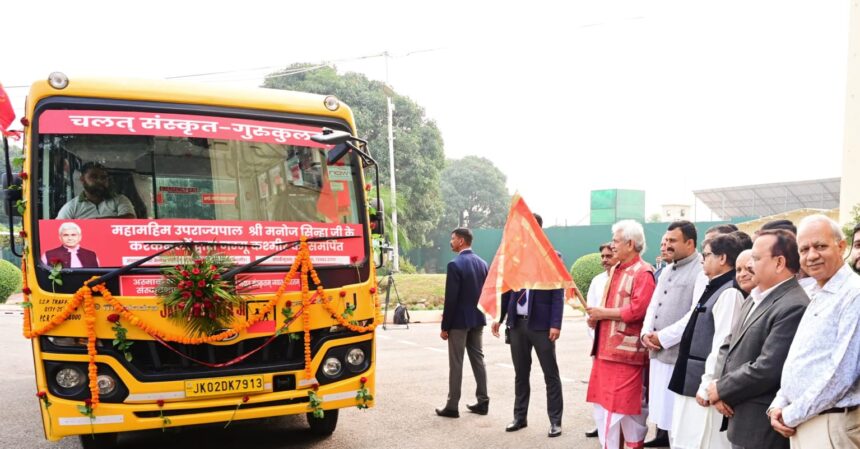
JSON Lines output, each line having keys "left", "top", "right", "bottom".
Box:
{"left": 21, "top": 235, "right": 381, "bottom": 417}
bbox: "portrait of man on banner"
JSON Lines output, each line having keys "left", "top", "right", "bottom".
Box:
{"left": 41, "top": 221, "right": 100, "bottom": 268}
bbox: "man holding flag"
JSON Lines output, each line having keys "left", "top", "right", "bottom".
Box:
{"left": 586, "top": 219, "right": 656, "bottom": 449}
{"left": 491, "top": 213, "right": 565, "bottom": 438}
{"left": 478, "top": 195, "right": 580, "bottom": 435}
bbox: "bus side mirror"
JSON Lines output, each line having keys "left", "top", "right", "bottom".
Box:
{"left": 1, "top": 172, "right": 23, "bottom": 217}
{"left": 370, "top": 197, "right": 385, "bottom": 237}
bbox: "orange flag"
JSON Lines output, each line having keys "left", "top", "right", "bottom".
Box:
{"left": 478, "top": 194, "right": 581, "bottom": 319}
{"left": 0, "top": 83, "right": 15, "bottom": 136}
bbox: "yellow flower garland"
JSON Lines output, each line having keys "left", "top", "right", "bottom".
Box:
{"left": 22, "top": 236, "right": 381, "bottom": 410}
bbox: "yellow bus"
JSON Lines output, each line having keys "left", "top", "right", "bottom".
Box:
{"left": 3, "top": 72, "right": 382, "bottom": 447}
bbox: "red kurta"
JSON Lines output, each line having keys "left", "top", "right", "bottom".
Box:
{"left": 586, "top": 255, "right": 656, "bottom": 415}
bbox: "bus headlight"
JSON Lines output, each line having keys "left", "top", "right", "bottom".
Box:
{"left": 48, "top": 72, "right": 69, "bottom": 89}
{"left": 346, "top": 347, "right": 366, "bottom": 367}
{"left": 323, "top": 96, "right": 340, "bottom": 111}
{"left": 322, "top": 357, "right": 343, "bottom": 378}
{"left": 97, "top": 374, "right": 117, "bottom": 396}
{"left": 56, "top": 366, "right": 85, "bottom": 389}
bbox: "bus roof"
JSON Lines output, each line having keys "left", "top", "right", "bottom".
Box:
{"left": 26, "top": 75, "right": 356, "bottom": 128}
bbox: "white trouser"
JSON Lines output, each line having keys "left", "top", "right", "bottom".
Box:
{"left": 593, "top": 403, "right": 649, "bottom": 449}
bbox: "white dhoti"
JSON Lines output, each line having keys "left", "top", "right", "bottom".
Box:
{"left": 593, "top": 402, "right": 649, "bottom": 449}
{"left": 670, "top": 393, "right": 731, "bottom": 449}
{"left": 647, "top": 358, "right": 676, "bottom": 430}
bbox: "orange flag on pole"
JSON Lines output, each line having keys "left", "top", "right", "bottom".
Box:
{"left": 478, "top": 194, "right": 582, "bottom": 319}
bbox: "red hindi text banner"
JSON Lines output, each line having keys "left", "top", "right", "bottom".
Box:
{"left": 38, "top": 110, "right": 332, "bottom": 148}
{"left": 38, "top": 219, "right": 364, "bottom": 268}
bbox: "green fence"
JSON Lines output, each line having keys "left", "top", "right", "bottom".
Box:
{"left": 414, "top": 221, "right": 725, "bottom": 273}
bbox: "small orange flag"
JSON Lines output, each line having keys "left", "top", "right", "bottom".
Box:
{"left": 478, "top": 194, "right": 580, "bottom": 319}
{"left": 0, "top": 83, "right": 16, "bottom": 136}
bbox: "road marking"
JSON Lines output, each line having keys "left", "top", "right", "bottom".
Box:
{"left": 398, "top": 340, "right": 419, "bottom": 346}
{"left": 424, "top": 347, "right": 446, "bottom": 353}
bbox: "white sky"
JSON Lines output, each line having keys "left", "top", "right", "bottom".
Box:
{"left": 2, "top": 0, "right": 850, "bottom": 226}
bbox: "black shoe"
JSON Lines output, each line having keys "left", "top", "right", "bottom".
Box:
{"left": 505, "top": 420, "right": 528, "bottom": 432}
{"left": 584, "top": 428, "right": 598, "bottom": 438}
{"left": 548, "top": 424, "right": 562, "bottom": 438}
{"left": 466, "top": 401, "right": 489, "bottom": 415}
{"left": 435, "top": 408, "right": 459, "bottom": 418}
{"left": 643, "top": 429, "right": 669, "bottom": 447}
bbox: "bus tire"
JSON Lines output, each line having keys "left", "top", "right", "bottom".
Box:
{"left": 78, "top": 432, "right": 118, "bottom": 449}
{"left": 306, "top": 409, "right": 338, "bottom": 436}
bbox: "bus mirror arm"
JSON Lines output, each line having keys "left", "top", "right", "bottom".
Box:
{"left": 1, "top": 136, "right": 22, "bottom": 257}
{"left": 312, "top": 129, "right": 376, "bottom": 167}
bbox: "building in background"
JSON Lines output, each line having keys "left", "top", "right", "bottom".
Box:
{"left": 660, "top": 204, "right": 691, "bottom": 222}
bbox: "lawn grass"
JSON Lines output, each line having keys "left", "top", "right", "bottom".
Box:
{"left": 375, "top": 273, "right": 446, "bottom": 309}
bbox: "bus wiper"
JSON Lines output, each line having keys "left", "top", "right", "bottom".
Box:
{"left": 85, "top": 241, "right": 260, "bottom": 288}
{"left": 221, "top": 235, "right": 362, "bottom": 282}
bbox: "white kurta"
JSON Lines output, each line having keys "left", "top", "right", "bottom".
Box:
{"left": 647, "top": 359, "right": 676, "bottom": 430}
{"left": 670, "top": 286, "right": 744, "bottom": 449}
{"left": 586, "top": 271, "right": 610, "bottom": 340}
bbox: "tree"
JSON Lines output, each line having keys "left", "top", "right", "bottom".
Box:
{"left": 263, "top": 64, "right": 445, "bottom": 248}
{"left": 647, "top": 213, "right": 663, "bottom": 223}
{"left": 439, "top": 156, "right": 511, "bottom": 230}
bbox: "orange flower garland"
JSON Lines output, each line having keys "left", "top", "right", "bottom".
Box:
{"left": 83, "top": 289, "right": 100, "bottom": 408}
{"left": 21, "top": 235, "right": 382, "bottom": 410}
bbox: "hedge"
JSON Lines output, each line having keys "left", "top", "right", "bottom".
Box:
{"left": 570, "top": 252, "right": 603, "bottom": 302}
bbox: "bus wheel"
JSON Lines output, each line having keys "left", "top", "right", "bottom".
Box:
{"left": 78, "top": 432, "right": 118, "bottom": 449}
{"left": 306, "top": 409, "right": 338, "bottom": 436}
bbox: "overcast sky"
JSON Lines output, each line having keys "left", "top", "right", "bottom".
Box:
{"left": 3, "top": 0, "right": 850, "bottom": 225}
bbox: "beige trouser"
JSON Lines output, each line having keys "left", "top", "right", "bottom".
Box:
{"left": 790, "top": 407, "right": 860, "bottom": 449}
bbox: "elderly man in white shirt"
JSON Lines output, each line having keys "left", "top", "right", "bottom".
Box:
{"left": 768, "top": 214, "right": 860, "bottom": 449}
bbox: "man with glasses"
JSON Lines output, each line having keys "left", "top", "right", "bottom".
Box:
{"left": 57, "top": 162, "right": 136, "bottom": 219}
{"left": 587, "top": 220, "right": 656, "bottom": 449}
{"left": 706, "top": 229, "right": 809, "bottom": 449}
{"left": 768, "top": 215, "right": 860, "bottom": 448}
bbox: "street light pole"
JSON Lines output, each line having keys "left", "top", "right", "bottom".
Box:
{"left": 385, "top": 92, "right": 400, "bottom": 272}
{"left": 383, "top": 53, "right": 400, "bottom": 272}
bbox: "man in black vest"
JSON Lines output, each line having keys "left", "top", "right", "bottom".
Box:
{"left": 668, "top": 234, "right": 745, "bottom": 448}
{"left": 41, "top": 222, "right": 99, "bottom": 268}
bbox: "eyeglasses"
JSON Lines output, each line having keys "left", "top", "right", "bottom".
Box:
{"left": 702, "top": 252, "right": 713, "bottom": 259}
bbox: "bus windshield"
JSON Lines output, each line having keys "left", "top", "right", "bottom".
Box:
{"left": 34, "top": 108, "right": 365, "bottom": 269}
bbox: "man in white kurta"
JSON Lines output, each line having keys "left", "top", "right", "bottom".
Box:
{"left": 640, "top": 222, "right": 702, "bottom": 446}
{"left": 585, "top": 243, "right": 617, "bottom": 438}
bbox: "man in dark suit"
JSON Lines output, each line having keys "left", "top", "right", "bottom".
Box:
{"left": 436, "top": 227, "right": 490, "bottom": 418}
{"left": 706, "top": 229, "right": 809, "bottom": 449}
{"left": 491, "top": 213, "right": 564, "bottom": 437}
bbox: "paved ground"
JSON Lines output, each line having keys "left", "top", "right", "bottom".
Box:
{"left": 1, "top": 309, "right": 655, "bottom": 448}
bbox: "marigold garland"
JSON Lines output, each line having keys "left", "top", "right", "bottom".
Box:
{"left": 21, "top": 235, "right": 381, "bottom": 413}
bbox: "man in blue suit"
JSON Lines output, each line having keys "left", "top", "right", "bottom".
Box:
{"left": 436, "top": 227, "right": 490, "bottom": 418}
{"left": 491, "top": 213, "right": 565, "bottom": 437}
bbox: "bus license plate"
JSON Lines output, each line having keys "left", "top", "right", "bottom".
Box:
{"left": 185, "top": 375, "right": 265, "bottom": 398}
